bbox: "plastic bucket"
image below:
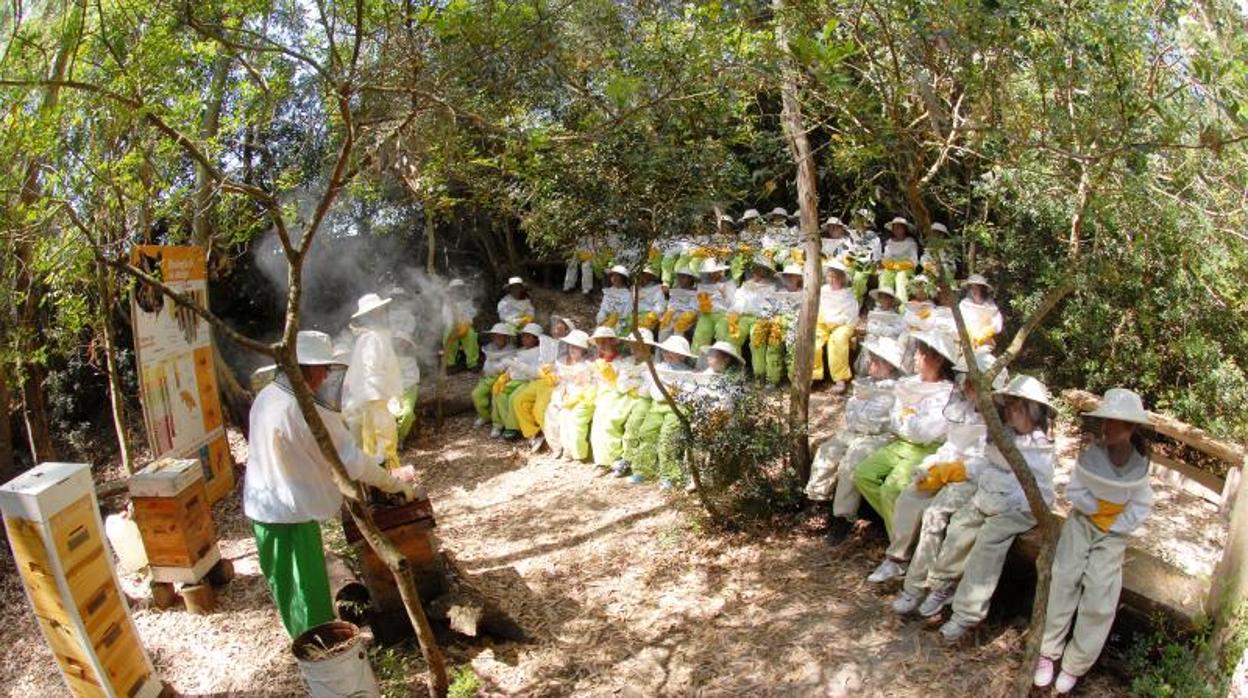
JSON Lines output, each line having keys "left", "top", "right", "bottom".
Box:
{"left": 291, "top": 620, "right": 380, "bottom": 698}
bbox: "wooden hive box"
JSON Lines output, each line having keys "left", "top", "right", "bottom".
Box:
{"left": 128, "top": 458, "right": 220, "bottom": 584}
{"left": 1, "top": 462, "right": 162, "bottom": 698}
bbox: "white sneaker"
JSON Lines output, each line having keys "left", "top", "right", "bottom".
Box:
{"left": 867, "top": 558, "right": 907, "bottom": 584}
{"left": 489, "top": 425, "right": 502, "bottom": 438}
{"left": 918, "top": 582, "right": 956, "bottom": 618}
{"left": 473, "top": 417, "right": 487, "bottom": 428}
{"left": 1054, "top": 671, "right": 1078, "bottom": 694}
{"left": 892, "top": 590, "right": 922, "bottom": 615}
{"left": 1033, "top": 657, "right": 1055, "bottom": 688}
{"left": 938, "top": 618, "right": 971, "bottom": 643}
{"left": 528, "top": 436, "right": 545, "bottom": 453}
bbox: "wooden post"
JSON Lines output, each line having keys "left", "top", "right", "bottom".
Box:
{"left": 1212, "top": 458, "right": 1248, "bottom": 650}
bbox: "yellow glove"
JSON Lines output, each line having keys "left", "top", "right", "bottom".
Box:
{"left": 896, "top": 260, "right": 916, "bottom": 271}
{"left": 675, "top": 311, "right": 697, "bottom": 333}
{"left": 751, "top": 319, "right": 771, "bottom": 346}
{"left": 604, "top": 311, "right": 619, "bottom": 329}
{"left": 763, "top": 248, "right": 777, "bottom": 261}
{"left": 517, "top": 315, "right": 533, "bottom": 328}
{"left": 659, "top": 309, "right": 675, "bottom": 329}
{"left": 738, "top": 244, "right": 755, "bottom": 255}
{"left": 697, "top": 292, "right": 713, "bottom": 314}
{"left": 641, "top": 311, "right": 659, "bottom": 330}
{"left": 455, "top": 322, "right": 471, "bottom": 339}
{"left": 691, "top": 246, "right": 710, "bottom": 259}
{"left": 562, "top": 392, "right": 581, "bottom": 409}
{"left": 540, "top": 365, "right": 558, "bottom": 387}
{"left": 648, "top": 246, "right": 662, "bottom": 260}
{"left": 792, "top": 248, "right": 805, "bottom": 265}
{"left": 916, "top": 460, "right": 967, "bottom": 493}
{"left": 972, "top": 328, "right": 996, "bottom": 348}
{"left": 576, "top": 250, "right": 593, "bottom": 262}
{"left": 597, "top": 359, "right": 618, "bottom": 388}
{"left": 492, "top": 372, "right": 511, "bottom": 396}
{"left": 899, "top": 406, "right": 917, "bottom": 419}
{"left": 1089, "top": 499, "right": 1126, "bottom": 532}
{"left": 916, "top": 308, "right": 932, "bottom": 320}
{"left": 768, "top": 321, "right": 785, "bottom": 347}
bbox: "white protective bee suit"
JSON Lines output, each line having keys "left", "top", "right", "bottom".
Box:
{"left": 805, "top": 376, "right": 897, "bottom": 518}
{"left": 342, "top": 318, "right": 405, "bottom": 469}
{"left": 927, "top": 430, "right": 1055, "bottom": 627}
{"left": 1040, "top": 443, "right": 1152, "bottom": 678}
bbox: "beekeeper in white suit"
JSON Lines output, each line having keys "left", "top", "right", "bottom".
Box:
{"left": 342, "top": 293, "right": 404, "bottom": 470}
{"left": 1035, "top": 388, "right": 1154, "bottom": 694}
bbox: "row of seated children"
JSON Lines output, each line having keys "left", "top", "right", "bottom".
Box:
{"left": 469, "top": 316, "right": 748, "bottom": 490}
{"left": 565, "top": 208, "right": 961, "bottom": 305}
{"left": 806, "top": 327, "right": 1152, "bottom": 695}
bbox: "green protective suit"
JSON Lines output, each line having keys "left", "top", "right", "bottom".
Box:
{"left": 444, "top": 327, "right": 481, "bottom": 369}
{"left": 692, "top": 311, "right": 725, "bottom": 354}
{"left": 491, "top": 379, "right": 525, "bottom": 430}
{"left": 589, "top": 389, "right": 641, "bottom": 467}
{"left": 850, "top": 269, "right": 871, "bottom": 305}
{"left": 471, "top": 373, "right": 500, "bottom": 421}
{"left": 252, "top": 520, "right": 334, "bottom": 638}
{"left": 630, "top": 400, "right": 686, "bottom": 482}
{"left": 878, "top": 269, "right": 913, "bottom": 303}
{"left": 620, "top": 397, "right": 653, "bottom": 464}
{"left": 559, "top": 399, "right": 596, "bottom": 461}
{"left": 394, "top": 387, "right": 419, "bottom": 444}
{"left": 714, "top": 313, "right": 756, "bottom": 353}
{"left": 852, "top": 439, "right": 940, "bottom": 535}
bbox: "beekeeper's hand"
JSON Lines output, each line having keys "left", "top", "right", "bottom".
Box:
{"left": 492, "top": 372, "right": 511, "bottom": 396}
{"left": 915, "top": 460, "right": 966, "bottom": 493}
{"left": 356, "top": 463, "right": 405, "bottom": 494}
{"left": 1089, "top": 499, "right": 1126, "bottom": 532}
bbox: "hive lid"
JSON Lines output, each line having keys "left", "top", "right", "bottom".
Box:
{"left": 0, "top": 462, "right": 94, "bottom": 521}
{"left": 129, "top": 458, "right": 204, "bottom": 498}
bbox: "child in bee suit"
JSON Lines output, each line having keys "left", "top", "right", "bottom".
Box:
{"left": 390, "top": 330, "right": 421, "bottom": 445}
{"left": 845, "top": 229, "right": 882, "bottom": 305}
{"left": 855, "top": 287, "right": 907, "bottom": 376}
{"left": 806, "top": 336, "right": 905, "bottom": 540}
{"left": 816, "top": 259, "right": 860, "bottom": 393}
{"left": 471, "top": 323, "right": 517, "bottom": 433}
{"left": 591, "top": 328, "right": 655, "bottom": 470}
{"left": 727, "top": 255, "right": 777, "bottom": 363}
{"left": 959, "top": 274, "right": 1004, "bottom": 350}
{"left": 885, "top": 351, "right": 1007, "bottom": 594}
{"left": 692, "top": 258, "right": 737, "bottom": 353}
{"left": 1035, "top": 389, "right": 1154, "bottom": 695}
{"left": 498, "top": 276, "right": 536, "bottom": 331}
{"left": 879, "top": 216, "right": 920, "bottom": 303}
{"left": 597, "top": 266, "right": 636, "bottom": 336}
{"left": 342, "top": 293, "right": 405, "bottom": 470}
{"left": 659, "top": 263, "right": 701, "bottom": 341}
{"left": 489, "top": 323, "right": 547, "bottom": 441}
{"left": 442, "top": 278, "right": 480, "bottom": 370}
{"left": 852, "top": 331, "right": 958, "bottom": 537}
{"left": 918, "top": 375, "right": 1057, "bottom": 643}
{"left": 920, "top": 223, "right": 957, "bottom": 281}
{"left": 508, "top": 318, "right": 574, "bottom": 449}
{"left": 543, "top": 330, "right": 595, "bottom": 460}
{"left": 630, "top": 267, "right": 666, "bottom": 335}
{"left": 761, "top": 264, "right": 806, "bottom": 385}
{"left": 625, "top": 335, "right": 697, "bottom": 484}
{"left": 899, "top": 275, "right": 955, "bottom": 368}
{"left": 564, "top": 238, "right": 596, "bottom": 294}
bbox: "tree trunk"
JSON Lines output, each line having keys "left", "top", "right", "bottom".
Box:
{"left": 21, "top": 368, "right": 56, "bottom": 463}
{"left": 0, "top": 366, "right": 14, "bottom": 481}
{"left": 96, "top": 261, "right": 133, "bottom": 474}
{"left": 425, "top": 210, "right": 437, "bottom": 274}
{"left": 192, "top": 53, "right": 232, "bottom": 248}
{"left": 775, "top": 0, "right": 820, "bottom": 482}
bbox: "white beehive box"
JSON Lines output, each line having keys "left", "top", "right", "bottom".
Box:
{"left": 1, "top": 462, "right": 162, "bottom": 698}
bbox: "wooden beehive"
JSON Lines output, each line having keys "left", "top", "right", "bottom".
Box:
{"left": 341, "top": 496, "right": 446, "bottom": 644}
{"left": 128, "top": 458, "right": 220, "bottom": 584}
{"left": 1, "top": 462, "right": 162, "bottom": 698}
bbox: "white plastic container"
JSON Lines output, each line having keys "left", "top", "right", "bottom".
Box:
{"left": 105, "top": 512, "right": 149, "bottom": 574}
{"left": 292, "top": 621, "right": 380, "bottom": 698}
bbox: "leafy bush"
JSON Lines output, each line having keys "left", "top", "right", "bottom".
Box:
{"left": 448, "top": 665, "right": 482, "bottom": 698}
{"left": 680, "top": 376, "right": 805, "bottom": 526}
{"left": 1126, "top": 610, "right": 1248, "bottom": 698}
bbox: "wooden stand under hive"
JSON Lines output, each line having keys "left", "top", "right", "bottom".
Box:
{"left": 129, "top": 458, "right": 233, "bottom": 612}
{"left": 1, "top": 462, "right": 163, "bottom": 698}
{"left": 341, "top": 495, "right": 447, "bottom": 645}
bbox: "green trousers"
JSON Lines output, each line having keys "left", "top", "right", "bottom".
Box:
{"left": 631, "top": 401, "right": 685, "bottom": 482}
{"left": 878, "top": 269, "right": 913, "bottom": 303}
{"left": 560, "top": 399, "right": 596, "bottom": 460}
{"left": 852, "top": 439, "right": 939, "bottom": 536}
{"left": 729, "top": 252, "right": 749, "bottom": 284}
{"left": 471, "top": 374, "right": 499, "bottom": 421}
{"left": 715, "top": 313, "right": 755, "bottom": 352}
{"left": 590, "top": 390, "right": 639, "bottom": 466}
{"left": 252, "top": 520, "right": 334, "bottom": 638}
{"left": 395, "top": 387, "right": 418, "bottom": 444}
{"left": 851, "top": 270, "right": 871, "bottom": 304}
{"left": 693, "top": 311, "right": 726, "bottom": 353}
{"left": 491, "top": 380, "right": 524, "bottom": 429}
{"left": 444, "top": 328, "right": 480, "bottom": 369}
{"left": 621, "top": 397, "right": 653, "bottom": 465}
